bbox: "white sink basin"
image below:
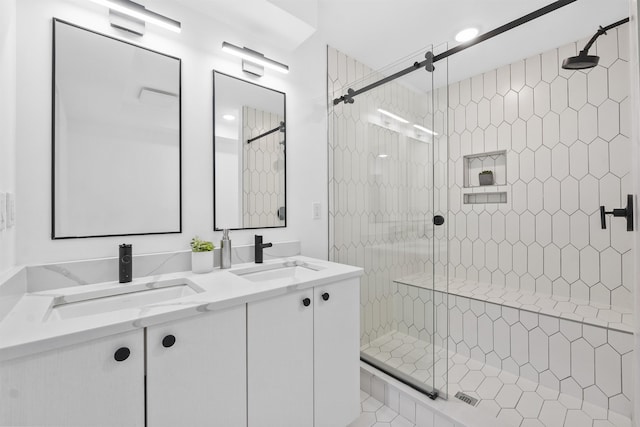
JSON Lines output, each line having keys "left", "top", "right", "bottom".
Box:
{"left": 45, "top": 280, "right": 204, "bottom": 321}
{"left": 231, "top": 260, "right": 324, "bottom": 283}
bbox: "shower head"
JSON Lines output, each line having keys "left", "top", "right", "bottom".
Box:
{"left": 562, "top": 17, "right": 629, "bottom": 70}
{"left": 562, "top": 52, "right": 599, "bottom": 70}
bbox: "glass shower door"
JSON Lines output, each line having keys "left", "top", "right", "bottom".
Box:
{"left": 328, "top": 43, "right": 448, "bottom": 398}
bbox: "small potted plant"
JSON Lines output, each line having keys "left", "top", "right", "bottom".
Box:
{"left": 479, "top": 170, "right": 494, "bottom": 186}
{"left": 191, "top": 236, "right": 214, "bottom": 274}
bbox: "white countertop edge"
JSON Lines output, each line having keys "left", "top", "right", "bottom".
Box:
{"left": 0, "top": 256, "right": 363, "bottom": 362}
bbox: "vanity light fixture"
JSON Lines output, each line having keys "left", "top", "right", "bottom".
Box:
{"left": 221, "top": 42, "right": 289, "bottom": 75}
{"left": 377, "top": 108, "right": 409, "bottom": 124}
{"left": 378, "top": 154, "right": 389, "bottom": 158}
{"left": 455, "top": 27, "right": 479, "bottom": 43}
{"left": 89, "top": 0, "right": 181, "bottom": 33}
{"left": 413, "top": 124, "right": 438, "bottom": 136}
{"left": 223, "top": 114, "right": 235, "bottom": 121}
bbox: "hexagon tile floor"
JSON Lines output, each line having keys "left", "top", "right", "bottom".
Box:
{"left": 361, "top": 331, "right": 631, "bottom": 427}
{"left": 349, "top": 391, "right": 415, "bottom": 427}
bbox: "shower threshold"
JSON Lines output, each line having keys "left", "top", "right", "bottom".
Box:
{"left": 361, "top": 331, "right": 631, "bottom": 427}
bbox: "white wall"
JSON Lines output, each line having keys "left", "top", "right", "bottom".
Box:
{"left": 15, "top": 0, "right": 328, "bottom": 264}
{"left": 0, "top": 0, "right": 17, "bottom": 274}
{"left": 215, "top": 136, "right": 242, "bottom": 227}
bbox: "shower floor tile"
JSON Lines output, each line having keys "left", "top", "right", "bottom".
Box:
{"left": 349, "top": 390, "right": 415, "bottom": 427}
{"left": 362, "top": 330, "right": 631, "bottom": 427}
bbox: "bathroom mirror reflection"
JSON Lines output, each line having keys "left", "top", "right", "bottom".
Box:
{"left": 213, "top": 71, "right": 286, "bottom": 230}
{"left": 52, "top": 19, "right": 182, "bottom": 239}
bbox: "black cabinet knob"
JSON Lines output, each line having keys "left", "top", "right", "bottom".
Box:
{"left": 322, "top": 292, "right": 330, "bottom": 301}
{"left": 114, "top": 347, "right": 130, "bottom": 362}
{"left": 162, "top": 335, "right": 176, "bottom": 348}
{"left": 302, "top": 298, "right": 311, "bottom": 307}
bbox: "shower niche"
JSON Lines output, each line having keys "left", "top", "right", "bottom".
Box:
{"left": 462, "top": 150, "right": 506, "bottom": 187}
{"left": 462, "top": 150, "right": 507, "bottom": 204}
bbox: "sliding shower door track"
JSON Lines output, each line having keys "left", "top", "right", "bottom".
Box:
{"left": 360, "top": 354, "right": 440, "bottom": 401}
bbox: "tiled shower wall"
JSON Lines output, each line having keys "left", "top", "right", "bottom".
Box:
{"left": 242, "top": 106, "right": 286, "bottom": 228}
{"left": 446, "top": 24, "right": 633, "bottom": 308}
{"left": 445, "top": 293, "right": 633, "bottom": 416}
{"left": 328, "top": 46, "right": 442, "bottom": 345}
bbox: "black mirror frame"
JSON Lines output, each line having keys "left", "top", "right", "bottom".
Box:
{"left": 51, "top": 18, "right": 182, "bottom": 239}
{"left": 212, "top": 70, "right": 287, "bottom": 231}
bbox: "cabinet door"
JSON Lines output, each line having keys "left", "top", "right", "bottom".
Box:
{"left": 146, "top": 305, "right": 247, "bottom": 427}
{"left": 314, "top": 278, "right": 360, "bottom": 427}
{"left": 247, "top": 289, "right": 314, "bottom": 427}
{"left": 0, "top": 329, "right": 144, "bottom": 427}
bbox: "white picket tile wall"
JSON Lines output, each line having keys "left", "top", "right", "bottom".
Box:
{"left": 446, "top": 293, "right": 633, "bottom": 416}
{"left": 242, "top": 106, "right": 286, "bottom": 228}
{"left": 446, "top": 25, "right": 633, "bottom": 308}
{"left": 328, "top": 46, "right": 436, "bottom": 346}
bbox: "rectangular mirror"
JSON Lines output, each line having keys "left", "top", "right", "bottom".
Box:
{"left": 52, "top": 19, "right": 181, "bottom": 238}
{"left": 213, "top": 71, "right": 286, "bottom": 230}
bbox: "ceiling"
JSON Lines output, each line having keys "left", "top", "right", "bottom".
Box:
{"left": 318, "top": 0, "right": 629, "bottom": 86}
{"left": 173, "top": 0, "right": 630, "bottom": 90}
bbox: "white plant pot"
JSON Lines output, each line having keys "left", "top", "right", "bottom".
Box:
{"left": 191, "top": 251, "right": 214, "bottom": 274}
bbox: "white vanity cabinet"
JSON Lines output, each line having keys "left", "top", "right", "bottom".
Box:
{"left": 0, "top": 329, "right": 145, "bottom": 427}
{"left": 146, "top": 305, "right": 247, "bottom": 427}
{"left": 0, "top": 305, "right": 247, "bottom": 427}
{"left": 248, "top": 287, "right": 315, "bottom": 427}
{"left": 247, "top": 278, "right": 360, "bottom": 427}
{"left": 0, "top": 262, "right": 361, "bottom": 427}
{"left": 313, "top": 278, "right": 360, "bottom": 427}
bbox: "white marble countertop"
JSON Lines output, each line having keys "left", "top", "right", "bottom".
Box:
{"left": 0, "top": 256, "right": 363, "bottom": 362}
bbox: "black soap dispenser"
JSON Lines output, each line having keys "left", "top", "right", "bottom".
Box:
{"left": 119, "top": 244, "right": 132, "bottom": 283}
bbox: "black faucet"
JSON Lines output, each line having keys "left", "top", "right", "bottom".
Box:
{"left": 119, "top": 244, "right": 132, "bottom": 283}
{"left": 254, "top": 235, "right": 272, "bottom": 263}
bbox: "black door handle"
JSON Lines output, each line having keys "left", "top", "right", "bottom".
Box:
{"left": 600, "top": 195, "right": 634, "bottom": 231}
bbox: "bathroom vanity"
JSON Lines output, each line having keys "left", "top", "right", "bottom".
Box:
{"left": 0, "top": 257, "right": 362, "bottom": 427}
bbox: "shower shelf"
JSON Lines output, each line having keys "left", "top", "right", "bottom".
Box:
{"left": 393, "top": 273, "right": 633, "bottom": 333}
{"left": 463, "top": 191, "right": 507, "bottom": 204}
{"left": 463, "top": 150, "right": 506, "bottom": 188}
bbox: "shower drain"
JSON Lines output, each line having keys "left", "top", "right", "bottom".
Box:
{"left": 454, "top": 391, "right": 479, "bottom": 407}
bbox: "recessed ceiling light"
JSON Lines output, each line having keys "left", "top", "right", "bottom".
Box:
{"left": 455, "top": 27, "right": 479, "bottom": 43}
{"left": 378, "top": 154, "right": 388, "bottom": 158}
{"left": 223, "top": 114, "right": 235, "bottom": 121}
{"left": 413, "top": 124, "right": 438, "bottom": 136}
{"left": 377, "top": 108, "right": 409, "bottom": 124}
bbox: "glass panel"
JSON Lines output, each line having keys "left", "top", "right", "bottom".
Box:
{"left": 328, "top": 43, "right": 447, "bottom": 397}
